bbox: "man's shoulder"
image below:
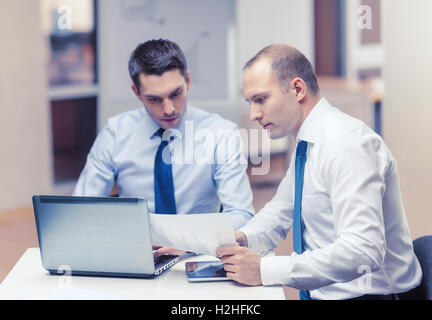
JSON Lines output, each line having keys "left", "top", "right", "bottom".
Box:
{"left": 318, "top": 108, "right": 381, "bottom": 150}
{"left": 105, "top": 107, "right": 146, "bottom": 136}
{"left": 322, "top": 104, "right": 366, "bottom": 137}
{"left": 107, "top": 107, "right": 145, "bottom": 126}
{"left": 316, "top": 103, "right": 394, "bottom": 167}
{"left": 313, "top": 99, "right": 389, "bottom": 151}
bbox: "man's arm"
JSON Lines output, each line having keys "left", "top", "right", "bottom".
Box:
{"left": 72, "top": 126, "right": 116, "bottom": 196}
{"left": 215, "top": 178, "right": 294, "bottom": 287}
{"left": 215, "top": 170, "right": 295, "bottom": 288}
{"left": 213, "top": 127, "right": 255, "bottom": 230}
{"left": 238, "top": 171, "right": 295, "bottom": 255}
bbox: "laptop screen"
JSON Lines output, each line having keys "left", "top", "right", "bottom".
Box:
{"left": 33, "top": 196, "right": 156, "bottom": 277}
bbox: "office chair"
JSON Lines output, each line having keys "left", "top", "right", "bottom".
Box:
{"left": 399, "top": 235, "right": 432, "bottom": 300}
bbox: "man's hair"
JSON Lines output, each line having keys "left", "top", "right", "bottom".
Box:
{"left": 243, "top": 44, "right": 319, "bottom": 95}
{"left": 128, "top": 39, "right": 188, "bottom": 92}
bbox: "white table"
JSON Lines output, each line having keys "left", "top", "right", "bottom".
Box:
{"left": 0, "top": 248, "right": 285, "bottom": 300}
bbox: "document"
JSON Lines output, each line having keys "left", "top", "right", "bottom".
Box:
{"left": 149, "top": 213, "right": 236, "bottom": 256}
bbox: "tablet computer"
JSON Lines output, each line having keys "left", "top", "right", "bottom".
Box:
{"left": 185, "top": 260, "right": 230, "bottom": 282}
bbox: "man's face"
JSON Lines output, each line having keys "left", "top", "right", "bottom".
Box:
{"left": 243, "top": 58, "right": 304, "bottom": 140}
{"left": 132, "top": 69, "right": 190, "bottom": 129}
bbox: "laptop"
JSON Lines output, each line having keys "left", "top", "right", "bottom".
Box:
{"left": 32, "top": 195, "right": 179, "bottom": 278}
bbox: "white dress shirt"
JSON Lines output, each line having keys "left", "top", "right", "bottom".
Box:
{"left": 73, "top": 105, "right": 254, "bottom": 230}
{"left": 239, "top": 98, "right": 422, "bottom": 300}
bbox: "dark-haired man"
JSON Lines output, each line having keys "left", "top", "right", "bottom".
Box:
{"left": 217, "top": 44, "right": 422, "bottom": 300}
{"left": 73, "top": 39, "right": 254, "bottom": 255}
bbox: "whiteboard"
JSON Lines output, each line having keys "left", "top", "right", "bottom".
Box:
{"left": 99, "top": 0, "right": 234, "bottom": 108}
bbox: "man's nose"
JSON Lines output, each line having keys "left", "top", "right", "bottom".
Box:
{"left": 249, "top": 104, "right": 262, "bottom": 122}
{"left": 162, "top": 99, "right": 175, "bottom": 115}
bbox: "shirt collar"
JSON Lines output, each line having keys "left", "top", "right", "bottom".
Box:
{"left": 139, "top": 107, "right": 161, "bottom": 139}
{"left": 296, "top": 97, "right": 332, "bottom": 145}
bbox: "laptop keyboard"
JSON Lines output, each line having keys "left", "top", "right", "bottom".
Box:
{"left": 154, "top": 254, "right": 178, "bottom": 268}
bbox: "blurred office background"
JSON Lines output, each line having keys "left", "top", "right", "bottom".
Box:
{"left": 0, "top": 0, "right": 431, "bottom": 297}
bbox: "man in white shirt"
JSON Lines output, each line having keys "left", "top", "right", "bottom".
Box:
{"left": 216, "top": 44, "right": 422, "bottom": 300}
{"left": 73, "top": 39, "right": 254, "bottom": 256}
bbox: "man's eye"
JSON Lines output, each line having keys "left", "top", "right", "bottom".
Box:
{"left": 169, "top": 90, "right": 182, "bottom": 99}
{"left": 255, "top": 97, "right": 266, "bottom": 104}
{"left": 148, "top": 98, "right": 161, "bottom": 103}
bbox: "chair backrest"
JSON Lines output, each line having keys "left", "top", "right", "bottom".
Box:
{"left": 399, "top": 235, "right": 432, "bottom": 300}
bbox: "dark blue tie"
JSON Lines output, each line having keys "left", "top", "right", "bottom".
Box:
{"left": 293, "top": 140, "right": 311, "bottom": 300}
{"left": 154, "top": 128, "right": 177, "bottom": 214}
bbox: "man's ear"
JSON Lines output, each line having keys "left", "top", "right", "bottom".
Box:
{"left": 185, "top": 70, "right": 191, "bottom": 91}
{"left": 291, "top": 77, "right": 306, "bottom": 102}
{"left": 131, "top": 83, "right": 142, "bottom": 101}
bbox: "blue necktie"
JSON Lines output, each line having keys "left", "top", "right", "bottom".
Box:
{"left": 154, "top": 128, "right": 177, "bottom": 214}
{"left": 293, "top": 140, "right": 311, "bottom": 300}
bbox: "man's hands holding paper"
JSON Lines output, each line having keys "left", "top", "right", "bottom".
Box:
{"left": 150, "top": 213, "right": 263, "bottom": 285}
{"left": 216, "top": 231, "right": 263, "bottom": 286}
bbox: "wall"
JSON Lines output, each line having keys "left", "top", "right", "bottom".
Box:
{"left": 235, "top": 0, "right": 314, "bottom": 153}
{"left": 0, "top": 1, "right": 52, "bottom": 212}
{"left": 97, "top": 0, "right": 314, "bottom": 129}
{"left": 382, "top": 0, "right": 432, "bottom": 238}
{"left": 236, "top": 0, "right": 314, "bottom": 72}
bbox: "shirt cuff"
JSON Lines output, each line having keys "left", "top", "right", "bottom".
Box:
{"left": 260, "top": 255, "right": 296, "bottom": 287}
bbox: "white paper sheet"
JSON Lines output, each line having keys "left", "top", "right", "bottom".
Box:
{"left": 149, "top": 213, "right": 236, "bottom": 256}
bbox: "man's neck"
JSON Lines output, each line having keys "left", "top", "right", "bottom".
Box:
{"left": 291, "top": 93, "right": 322, "bottom": 140}
{"left": 302, "top": 93, "right": 322, "bottom": 122}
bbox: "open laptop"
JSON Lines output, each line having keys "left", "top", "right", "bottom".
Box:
{"left": 32, "top": 195, "right": 179, "bottom": 278}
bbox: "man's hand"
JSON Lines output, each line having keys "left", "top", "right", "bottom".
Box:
{"left": 216, "top": 245, "right": 262, "bottom": 286}
{"left": 152, "top": 246, "right": 186, "bottom": 257}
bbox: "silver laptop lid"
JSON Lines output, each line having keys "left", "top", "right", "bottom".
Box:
{"left": 33, "top": 195, "right": 156, "bottom": 277}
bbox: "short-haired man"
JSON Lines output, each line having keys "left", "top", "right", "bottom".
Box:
{"left": 217, "top": 44, "right": 422, "bottom": 300}
{"left": 73, "top": 39, "right": 254, "bottom": 255}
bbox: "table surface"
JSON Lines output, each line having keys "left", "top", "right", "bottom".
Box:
{"left": 0, "top": 248, "right": 285, "bottom": 300}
